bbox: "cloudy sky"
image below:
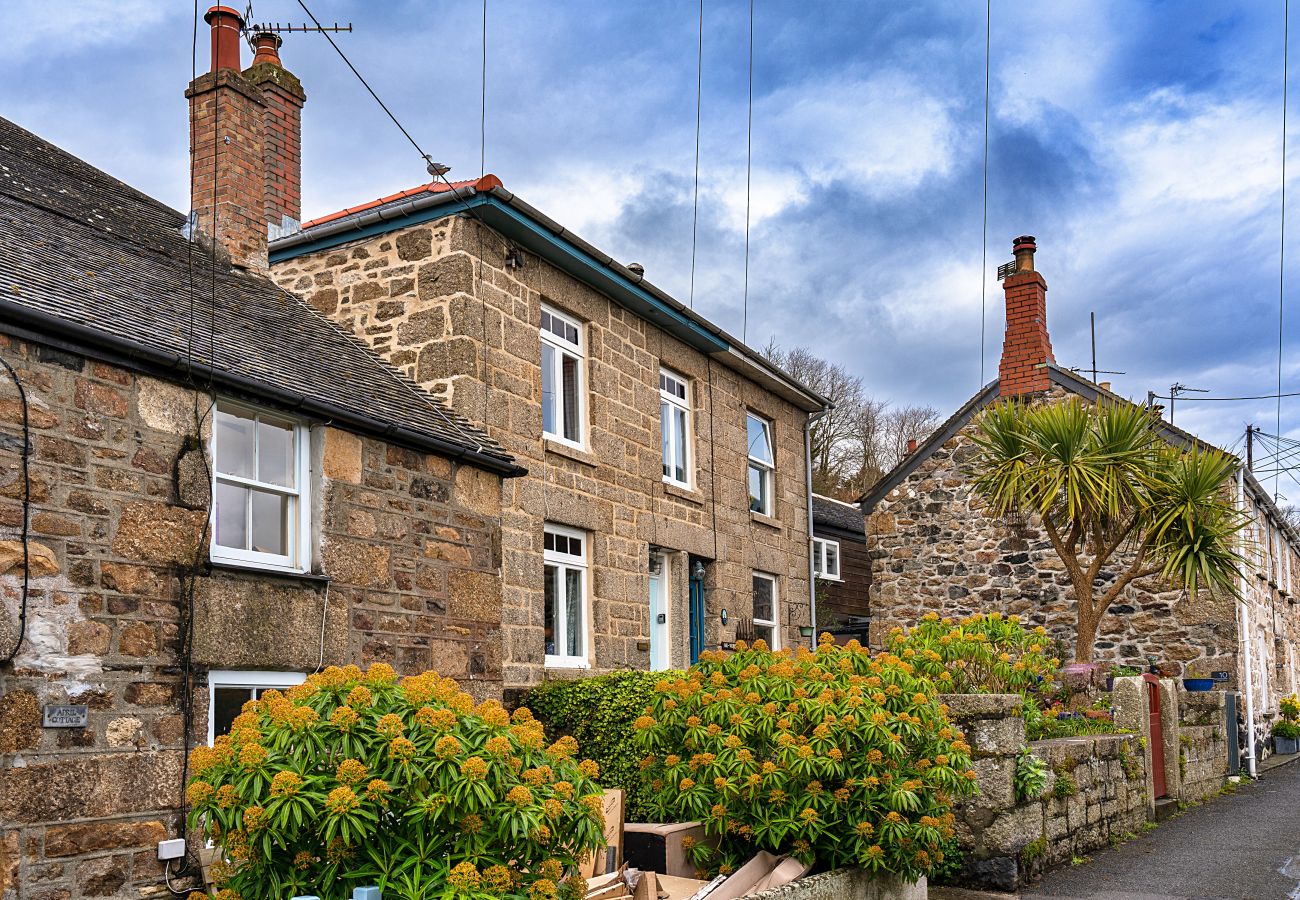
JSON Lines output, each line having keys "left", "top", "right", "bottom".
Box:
{"left": 7, "top": 1, "right": 1300, "bottom": 486}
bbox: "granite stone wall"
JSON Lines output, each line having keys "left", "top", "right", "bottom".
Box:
{"left": 0, "top": 333, "right": 505, "bottom": 899}
{"left": 1176, "top": 691, "right": 1229, "bottom": 803}
{"left": 272, "top": 214, "right": 816, "bottom": 690}
{"left": 942, "top": 694, "right": 1150, "bottom": 891}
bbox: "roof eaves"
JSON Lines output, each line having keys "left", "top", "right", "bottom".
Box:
{"left": 273, "top": 185, "right": 830, "bottom": 413}
{"left": 0, "top": 298, "right": 526, "bottom": 479}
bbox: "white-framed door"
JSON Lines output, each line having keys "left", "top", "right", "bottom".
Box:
{"left": 649, "top": 554, "right": 670, "bottom": 671}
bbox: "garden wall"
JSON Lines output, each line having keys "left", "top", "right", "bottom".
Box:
{"left": 941, "top": 694, "right": 1149, "bottom": 891}
{"left": 1176, "top": 691, "right": 1229, "bottom": 803}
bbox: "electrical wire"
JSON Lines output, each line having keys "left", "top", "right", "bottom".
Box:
{"left": 1278, "top": 0, "right": 1291, "bottom": 503}
{"left": 1151, "top": 389, "right": 1300, "bottom": 402}
{"left": 0, "top": 355, "right": 30, "bottom": 666}
{"left": 480, "top": 0, "right": 487, "bottom": 178}
{"left": 294, "top": 0, "right": 501, "bottom": 456}
{"left": 741, "top": 0, "right": 754, "bottom": 343}
{"left": 978, "top": 0, "right": 991, "bottom": 387}
{"left": 686, "top": 0, "right": 707, "bottom": 309}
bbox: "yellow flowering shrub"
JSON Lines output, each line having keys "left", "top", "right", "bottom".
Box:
{"left": 636, "top": 636, "right": 975, "bottom": 880}
{"left": 186, "top": 665, "right": 603, "bottom": 900}
{"left": 888, "top": 612, "right": 1060, "bottom": 697}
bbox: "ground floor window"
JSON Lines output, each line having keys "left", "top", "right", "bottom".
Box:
{"left": 751, "top": 571, "right": 779, "bottom": 649}
{"left": 207, "top": 670, "right": 305, "bottom": 743}
{"left": 544, "top": 524, "right": 589, "bottom": 668}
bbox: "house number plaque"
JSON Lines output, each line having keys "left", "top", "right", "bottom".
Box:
{"left": 42, "top": 705, "right": 88, "bottom": 728}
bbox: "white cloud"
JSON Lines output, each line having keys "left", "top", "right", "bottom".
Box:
{"left": 0, "top": 1, "right": 169, "bottom": 61}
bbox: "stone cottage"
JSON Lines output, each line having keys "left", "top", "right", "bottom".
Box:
{"left": 0, "top": 12, "right": 524, "bottom": 897}
{"left": 861, "top": 235, "right": 1300, "bottom": 765}
{"left": 266, "top": 56, "right": 829, "bottom": 693}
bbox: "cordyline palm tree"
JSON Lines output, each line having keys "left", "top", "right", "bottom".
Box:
{"left": 966, "top": 397, "right": 1247, "bottom": 664}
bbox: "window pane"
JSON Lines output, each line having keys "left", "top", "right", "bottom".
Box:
{"left": 754, "top": 624, "right": 775, "bottom": 647}
{"left": 212, "top": 686, "right": 252, "bottom": 738}
{"left": 565, "top": 568, "right": 583, "bottom": 658}
{"left": 541, "top": 342, "right": 556, "bottom": 436}
{"left": 749, "top": 465, "right": 767, "bottom": 513}
{"left": 250, "top": 489, "right": 287, "bottom": 556}
{"left": 753, "top": 574, "right": 774, "bottom": 622}
{"left": 215, "top": 409, "right": 255, "bottom": 478}
{"left": 214, "top": 481, "right": 248, "bottom": 550}
{"left": 747, "top": 414, "right": 773, "bottom": 465}
{"left": 258, "top": 418, "right": 295, "bottom": 487}
{"left": 661, "top": 400, "right": 672, "bottom": 477}
{"left": 561, "top": 352, "right": 580, "bottom": 441}
{"left": 673, "top": 407, "right": 688, "bottom": 482}
{"left": 826, "top": 543, "right": 839, "bottom": 578}
{"left": 544, "top": 564, "right": 558, "bottom": 656}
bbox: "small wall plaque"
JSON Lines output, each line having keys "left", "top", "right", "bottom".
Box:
{"left": 1211, "top": 671, "right": 1230, "bottom": 683}
{"left": 43, "top": 705, "right": 88, "bottom": 728}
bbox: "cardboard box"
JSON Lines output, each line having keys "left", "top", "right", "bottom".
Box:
{"left": 655, "top": 874, "right": 713, "bottom": 900}
{"left": 593, "top": 789, "right": 626, "bottom": 875}
{"left": 697, "top": 851, "right": 781, "bottom": 900}
{"left": 623, "top": 822, "right": 708, "bottom": 879}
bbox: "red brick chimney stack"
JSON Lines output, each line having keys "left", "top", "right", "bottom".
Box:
{"left": 245, "top": 31, "right": 307, "bottom": 237}
{"left": 997, "top": 235, "right": 1055, "bottom": 396}
{"left": 186, "top": 6, "right": 268, "bottom": 270}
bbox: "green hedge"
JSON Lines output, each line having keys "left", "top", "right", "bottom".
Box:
{"left": 524, "top": 670, "right": 681, "bottom": 822}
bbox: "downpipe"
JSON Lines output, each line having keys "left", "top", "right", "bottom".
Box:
{"left": 804, "top": 406, "right": 832, "bottom": 646}
{"left": 1237, "top": 466, "right": 1258, "bottom": 777}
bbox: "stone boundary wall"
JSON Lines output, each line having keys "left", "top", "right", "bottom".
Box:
{"left": 941, "top": 694, "right": 1149, "bottom": 891}
{"left": 748, "top": 870, "right": 926, "bottom": 900}
{"left": 1110, "top": 678, "right": 1228, "bottom": 806}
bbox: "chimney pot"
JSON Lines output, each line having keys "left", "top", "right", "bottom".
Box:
{"left": 250, "top": 31, "right": 283, "bottom": 67}
{"left": 204, "top": 6, "right": 245, "bottom": 72}
{"left": 906, "top": 438, "right": 918, "bottom": 454}
{"left": 1100, "top": 381, "right": 1112, "bottom": 392}
{"left": 1012, "top": 234, "right": 1036, "bottom": 273}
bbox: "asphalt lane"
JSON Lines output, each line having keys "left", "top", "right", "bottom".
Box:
{"left": 1021, "top": 760, "right": 1300, "bottom": 900}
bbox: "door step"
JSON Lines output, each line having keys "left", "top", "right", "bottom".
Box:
{"left": 1153, "top": 798, "right": 1179, "bottom": 821}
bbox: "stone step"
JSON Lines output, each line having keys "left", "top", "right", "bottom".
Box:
{"left": 1154, "top": 798, "right": 1179, "bottom": 821}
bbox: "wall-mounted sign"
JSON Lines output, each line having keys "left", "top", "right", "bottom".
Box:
{"left": 42, "top": 705, "right": 88, "bottom": 728}
{"left": 1211, "top": 671, "right": 1231, "bottom": 683}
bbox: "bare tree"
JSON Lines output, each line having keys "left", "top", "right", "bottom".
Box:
{"left": 760, "top": 341, "right": 940, "bottom": 501}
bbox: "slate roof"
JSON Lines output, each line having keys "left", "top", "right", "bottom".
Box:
{"left": 0, "top": 117, "right": 520, "bottom": 475}
{"left": 812, "top": 493, "right": 866, "bottom": 540}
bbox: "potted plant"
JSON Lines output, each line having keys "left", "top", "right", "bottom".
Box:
{"left": 1274, "top": 693, "right": 1300, "bottom": 755}
{"left": 1182, "top": 663, "right": 1215, "bottom": 692}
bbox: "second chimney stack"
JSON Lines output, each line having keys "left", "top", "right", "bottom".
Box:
{"left": 997, "top": 235, "right": 1056, "bottom": 397}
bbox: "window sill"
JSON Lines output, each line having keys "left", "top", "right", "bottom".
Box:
{"left": 815, "top": 574, "right": 843, "bottom": 583}
{"left": 544, "top": 439, "right": 597, "bottom": 468}
{"left": 208, "top": 560, "right": 330, "bottom": 586}
{"left": 750, "top": 511, "right": 782, "bottom": 530}
{"left": 662, "top": 482, "right": 704, "bottom": 506}
{"left": 544, "top": 658, "right": 591, "bottom": 672}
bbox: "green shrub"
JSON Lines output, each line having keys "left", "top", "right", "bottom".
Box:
{"left": 635, "top": 637, "right": 977, "bottom": 880}
{"left": 185, "top": 664, "right": 604, "bottom": 900}
{"left": 1014, "top": 748, "right": 1049, "bottom": 803}
{"left": 1051, "top": 767, "right": 1078, "bottom": 799}
{"left": 525, "top": 670, "right": 680, "bottom": 822}
{"left": 887, "top": 612, "right": 1060, "bottom": 698}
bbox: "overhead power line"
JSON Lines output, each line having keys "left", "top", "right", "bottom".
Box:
{"left": 688, "top": 0, "right": 704, "bottom": 309}
{"left": 978, "top": 0, "right": 991, "bottom": 387}
{"left": 1150, "top": 388, "right": 1300, "bottom": 402}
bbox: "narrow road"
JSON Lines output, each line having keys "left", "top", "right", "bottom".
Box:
{"left": 1021, "top": 760, "right": 1300, "bottom": 900}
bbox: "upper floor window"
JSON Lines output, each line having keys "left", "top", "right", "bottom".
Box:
{"left": 660, "top": 369, "right": 691, "bottom": 487}
{"left": 540, "top": 305, "right": 585, "bottom": 448}
{"left": 211, "top": 402, "right": 310, "bottom": 573}
{"left": 747, "top": 413, "right": 774, "bottom": 515}
{"left": 751, "top": 571, "right": 779, "bottom": 649}
{"left": 544, "top": 523, "right": 589, "bottom": 668}
{"left": 813, "top": 537, "right": 841, "bottom": 580}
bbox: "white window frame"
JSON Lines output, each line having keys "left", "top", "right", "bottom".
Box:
{"left": 540, "top": 305, "right": 586, "bottom": 449}
{"left": 751, "top": 571, "right": 780, "bottom": 649}
{"left": 746, "top": 413, "right": 775, "bottom": 516}
{"left": 210, "top": 400, "right": 311, "bottom": 573}
{"left": 813, "top": 537, "right": 842, "bottom": 581}
{"left": 207, "top": 670, "right": 305, "bottom": 744}
{"left": 544, "top": 523, "right": 590, "bottom": 669}
{"left": 659, "top": 368, "right": 692, "bottom": 488}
